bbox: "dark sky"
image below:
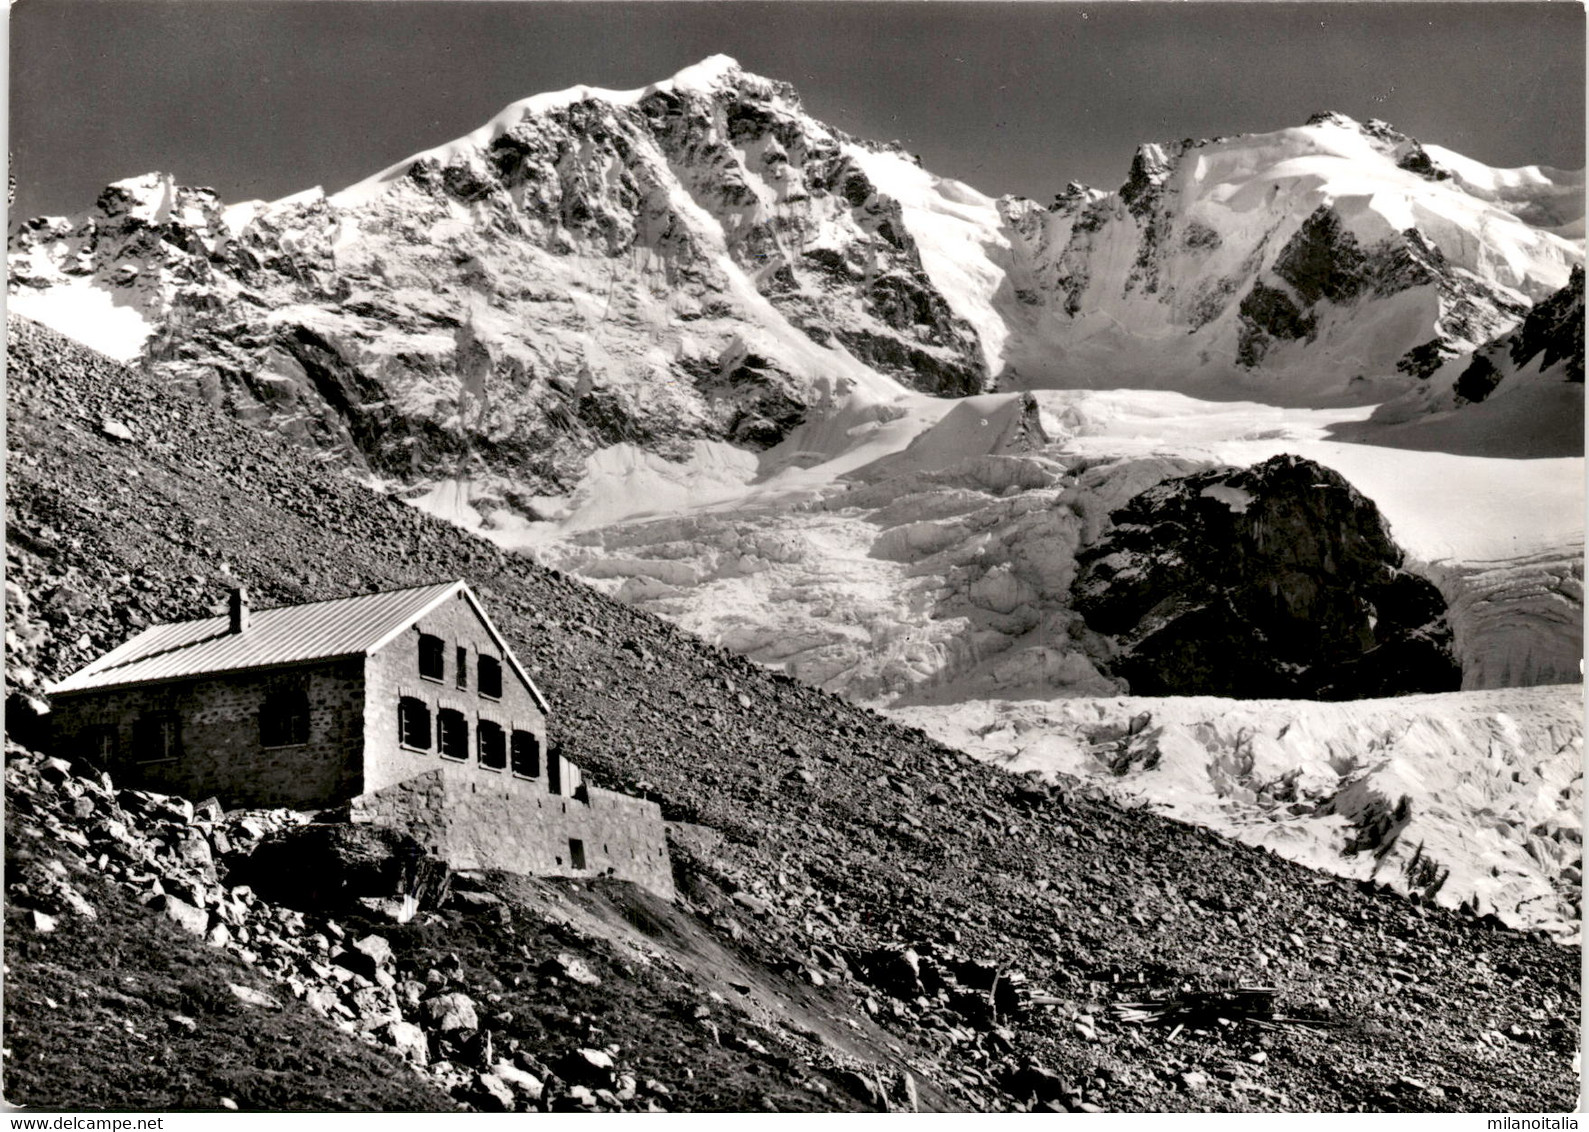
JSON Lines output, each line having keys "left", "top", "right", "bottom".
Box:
{"left": 10, "top": 1, "right": 1586, "bottom": 218}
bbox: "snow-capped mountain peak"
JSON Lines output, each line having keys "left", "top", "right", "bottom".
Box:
{"left": 660, "top": 52, "right": 748, "bottom": 93}
{"left": 8, "top": 58, "right": 1582, "bottom": 502}
{"left": 332, "top": 54, "right": 769, "bottom": 210}
{"left": 996, "top": 110, "right": 1581, "bottom": 393}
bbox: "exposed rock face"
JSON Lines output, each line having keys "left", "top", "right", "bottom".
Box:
{"left": 1321, "top": 262, "right": 1583, "bottom": 459}
{"left": 1237, "top": 209, "right": 1530, "bottom": 377}
{"left": 236, "top": 823, "right": 452, "bottom": 912}
{"left": 1073, "top": 455, "right": 1461, "bottom": 699}
{"left": 1456, "top": 264, "right": 1585, "bottom": 402}
{"left": 1229, "top": 205, "right": 1530, "bottom": 378}
{"left": 7, "top": 57, "right": 989, "bottom": 507}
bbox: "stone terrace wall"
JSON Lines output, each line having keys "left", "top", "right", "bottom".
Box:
{"left": 351, "top": 768, "right": 675, "bottom": 900}
{"left": 49, "top": 658, "right": 366, "bottom": 809}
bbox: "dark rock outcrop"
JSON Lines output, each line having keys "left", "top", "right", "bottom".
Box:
{"left": 1273, "top": 207, "right": 1369, "bottom": 306}
{"left": 1504, "top": 264, "right": 1584, "bottom": 384}
{"left": 236, "top": 824, "right": 452, "bottom": 912}
{"left": 1235, "top": 281, "right": 1316, "bottom": 366}
{"left": 1453, "top": 353, "right": 1505, "bottom": 404}
{"left": 1072, "top": 455, "right": 1461, "bottom": 699}
{"left": 1453, "top": 265, "right": 1584, "bottom": 403}
{"left": 1234, "top": 204, "right": 1532, "bottom": 373}
{"left": 1395, "top": 143, "right": 1452, "bottom": 182}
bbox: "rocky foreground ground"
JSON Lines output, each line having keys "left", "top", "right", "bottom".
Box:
{"left": 4, "top": 317, "right": 1580, "bottom": 1111}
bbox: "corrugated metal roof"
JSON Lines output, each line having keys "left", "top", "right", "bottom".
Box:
{"left": 52, "top": 580, "right": 464, "bottom": 695}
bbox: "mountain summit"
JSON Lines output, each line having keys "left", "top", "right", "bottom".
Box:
{"left": 10, "top": 55, "right": 997, "bottom": 502}
{"left": 9, "top": 57, "right": 1583, "bottom": 515}
{"left": 997, "top": 110, "right": 1581, "bottom": 389}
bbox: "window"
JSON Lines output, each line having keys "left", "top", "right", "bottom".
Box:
{"left": 84, "top": 726, "right": 117, "bottom": 766}
{"left": 547, "top": 752, "right": 563, "bottom": 795}
{"left": 456, "top": 646, "right": 468, "bottom": 689}
{"left": 511, "top": 730, "right": 540, "bottom": 778}
{"left": 418, "top": 633, "right": 445, "bottom": 681}
{"left": 398, "top": 697, "right": 432, "bottom": 750}
{"left": 133, "top": 713, "right": 181, "bottom": 764}
{"left": 568, "top": 838, "right": 586, "bottom": 870}
{"left": 478, "top": 720, "right": 506, "bottom": 770}
{"left": 260, "top": 689, "right": 310, "bottom": 748}
{"left": 478, "top": 655, "right": 503, "bottom": 700}
{"left": 437, "top": 708, "right": 468, "bottom": 760}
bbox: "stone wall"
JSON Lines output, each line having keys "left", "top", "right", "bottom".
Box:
{"left": 350, "top": 768, "right": 675, "bottom": 900}
{"left": 49, "top": 658, "right": 366, "bottom": 808}
{"left": 361, "top": 589, "right": 554, "bottom": 796}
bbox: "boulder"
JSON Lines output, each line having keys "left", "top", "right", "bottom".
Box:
{"left": 155, "top": 797, "right": 195, "bottom": 824}
{"left": 731, "top": 892, "right": 769, "bottom": 917}
{"left": 395, "top": 979, "right": 426, "bottom": 1010}
{"left": 348, "top": 985, "right": 401, "bottom": 1026}
{"left": 859, "top": 946, "right": 921, "bottom": 997}
{"left": 153, "top": 894, "right": 209, "bottom": 936}
{"left": 337, "top": 933, "right": 394, "bottom": 977}
{"left": 89, "top": 818, "right": 133, "bottom": 846}
{"left": 228, "top": 983, "right": 282, "bottom": 1009}
{"left": 377, "top": 1020, "right": 430, "bottom": 1067}
{"left": 493, "top": 1059, "right": 545, "bottom": 1101}
{"left": 556, "top": 1048, "right": 616, "bottom": 1088}
{"left": 45, "top": 881, "right": 98, "bottom": 921}
{"left": 556, "top": 1085, "right": 598, "bottom": 1111}
{"left": 170, "top": 831, "right": 216, "bottom": 877}
{"left": 836, "top": 1070, "right": 888, "bottom": 1109}
{"left": 471, "top": 1072, "right": 516, "bottom": 1112}
{"left": 232, "top": 824, "right": 450, "bottom": 912}
{"left": 38, "top": 757, "right": 76, "bottom": 786}
{"left": 450, "top": 890, "right": 503, "bottom": 912}
{"left": 545, "top": 953, "right": 602, "bottom": 987}
{"left": 421, "top": 992, "right": 479, "bottom": 1033}
{"left": 1073, "top": 454, "right": 1461, "bottom": 699}
{"left": 1000, "top": 1063, "right": 1069, "bottom": 1105}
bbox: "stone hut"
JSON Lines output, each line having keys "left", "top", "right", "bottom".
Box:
{"left": 48, "top": 580, "right": 673, "bottom": 898}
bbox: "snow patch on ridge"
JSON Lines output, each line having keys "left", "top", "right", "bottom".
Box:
{"left": 7, "top": 278, "right": 153, "bottom": 363}
{"left": 845, "top": 146, "right": 1018, "bottom": 372}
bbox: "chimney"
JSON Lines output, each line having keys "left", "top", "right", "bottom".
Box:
{"left": 228, "top": 587, "right": 250, "bottom": 634}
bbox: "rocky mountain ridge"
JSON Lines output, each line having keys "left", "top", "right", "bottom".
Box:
{"left": 8, "top": 57, "right": 989, "bottom": 505}
{"left": 1326, "top": 264, "right": 1585, "bottom": 458}
{"left": 996, "top": 111, "right": 1580, "bottom": 391}
{"left": 8, "top": 59, "right": 1582, "bottom": 527}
